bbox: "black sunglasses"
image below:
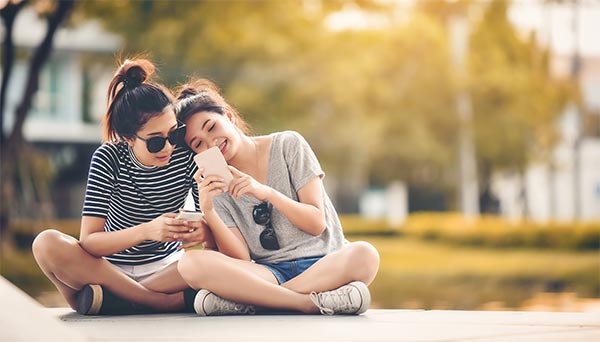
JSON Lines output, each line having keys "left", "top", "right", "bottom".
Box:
{"left": 252, "top": 201, "right": 280, "bottom": 250}
{"left": 135, "top": 123, "right": 186, "bottom": 153}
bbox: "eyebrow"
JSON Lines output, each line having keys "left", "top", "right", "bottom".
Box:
{"left": 201, "top": 119, "right": 211, "bottom": 130}
{"left": 146, "top": 123, "right": 178, "bottom": 136}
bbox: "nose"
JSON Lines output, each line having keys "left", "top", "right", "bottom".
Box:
{"left": 163, "top": 139, "right": 175, "bottom": 152}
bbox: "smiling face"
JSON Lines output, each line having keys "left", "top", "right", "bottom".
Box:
{"left": 183, "top": 110, "right": 241, "bottom": 161}
{"left": 127, "top": 108, "right": 179, "bottom": 167}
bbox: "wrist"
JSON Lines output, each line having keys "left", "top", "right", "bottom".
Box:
{"left": 135, "top": 222, "right": 149, "bottom": 241}
{"left": 203, "top": 208, "right": 219, "bottom": 222}
{"left": 263, "top": 187, "right": 275, "bottom": 202}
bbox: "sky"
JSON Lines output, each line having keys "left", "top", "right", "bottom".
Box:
{"left": 508, "top": 0, "right": 600, "bottom": 57}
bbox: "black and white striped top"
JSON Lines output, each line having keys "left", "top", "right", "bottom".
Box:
{"left": 82, "top": 142, "right": 199, "bottom": 265}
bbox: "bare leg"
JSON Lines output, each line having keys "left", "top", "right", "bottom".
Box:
{"left": 32, "top": 229, "right": 184, "bottom": 311}
{"left": 177, "top": 250, "right": 318, "bottom": 313}
{"left": 282, "top": 241, "right": 380, "bottom": 294}
{"left": 140, "top": 262, "right": 188, "bottom": 294}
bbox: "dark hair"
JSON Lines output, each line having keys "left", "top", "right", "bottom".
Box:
{"left": 175, "top": 78, "right": 250, "bottom": 134}
{"left": 102, "top": 59, "right": 175, "bottom": 142}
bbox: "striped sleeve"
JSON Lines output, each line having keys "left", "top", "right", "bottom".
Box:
{"left": 82, "top": 145, "right": 117, "bottom": 218}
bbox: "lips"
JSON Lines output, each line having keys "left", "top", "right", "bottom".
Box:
{"left": 156, "top": 154, "right": 171, "bottom": 162}
{"left": 218, "top": 139, "right": 228, "bottom": 154}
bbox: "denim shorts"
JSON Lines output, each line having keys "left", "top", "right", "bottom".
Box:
{"left": 258, "top": 256, "right": 324, "bottom": 284}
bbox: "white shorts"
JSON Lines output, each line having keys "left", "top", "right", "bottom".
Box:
{"left": 112, "top": 250, "right": 183, "bottom": 282}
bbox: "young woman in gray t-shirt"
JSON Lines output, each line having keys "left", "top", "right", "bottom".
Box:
{"left": 175, "top": 78, "right": 380, "bottom": 316}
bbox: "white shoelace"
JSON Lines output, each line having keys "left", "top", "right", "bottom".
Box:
{"left": 310, "top": 286, "right": 355, "bottom": 315}
{"left": 213, "top": 295, "right": 256, "bottom": 315}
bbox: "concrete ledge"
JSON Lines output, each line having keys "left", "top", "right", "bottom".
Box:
{"left": 0, "top": 277, "right": 86, "bottom": 342}
{"left": 50, "top": 308, "right": 600, "bottom": 342}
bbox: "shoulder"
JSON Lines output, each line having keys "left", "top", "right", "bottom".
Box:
{"left": 273, "top": 130, "right": 305, "bottom": 142}
{"left": 91, "top": 143, "right": 126, "bottom": 165}
{"left": 272, "top": 130, "right": 309, "bottom": 148}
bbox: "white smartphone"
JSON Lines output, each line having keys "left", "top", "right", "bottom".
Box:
{"left": 176, "top": 209, "right": 204, "bottom": 222}
{"left": 193, "top": 146, "right": 234, "bottom": 191}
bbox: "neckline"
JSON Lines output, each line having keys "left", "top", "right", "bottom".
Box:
{"left": 127, "top": 144, "right": 158, "bottom": 171}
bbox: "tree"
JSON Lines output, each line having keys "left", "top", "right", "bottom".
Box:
{"left": 468, "top": 0, "right": 569, "bottom": 213}
{"left": 76, "top": 0, "right": 460, "bottom": 211}
{"left": 1, "top": 0, "right": 75, "bottom": 232}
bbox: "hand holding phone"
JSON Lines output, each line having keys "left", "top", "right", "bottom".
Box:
{"left": 193, "top": 146, "right": 233, "bottom": 191}
{"left": 176, "top": 209, "right": 204, "bottom": 222}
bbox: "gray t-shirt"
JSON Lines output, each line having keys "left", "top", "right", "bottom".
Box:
{"left": 213, "top": 131, "right": 346, "bottom": 264}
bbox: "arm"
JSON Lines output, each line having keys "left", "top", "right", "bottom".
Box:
{"left": 79, "top": 216, "right": 146, "bottom": 257}
{"left": 264, "top": 177, "right": 326, "bottom": 235}
{"left": 229, "top": 166, "right": 326, "bottom": 236}
{"left": 203, "top": 209, "right": 251, "bottom": 260}
{"left": 79, "top": 214, "right": 190, "bottom": 257}
{"left": 194, "top": 170, "right": 251, "bottom": 260}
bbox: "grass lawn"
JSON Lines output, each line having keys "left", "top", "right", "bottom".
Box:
{"left": 349, "top": 235, "right": 600, "bottom": 310}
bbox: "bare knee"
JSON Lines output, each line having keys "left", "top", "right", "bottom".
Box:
{"left": 344, "top": 241, "right": 380, "bottom": 284}
{"left": 178, "top": 250, "right": 217, "bottom": 288}
{"left": 32, "top": 229, "right": 80, "bottom": 266}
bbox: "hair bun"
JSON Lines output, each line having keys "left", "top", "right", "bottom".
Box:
{"left": 124, "top": 66, "right": 145, "bottom": 88}
{"left": 118, "top": 59, "right": 155, "bottom": 89}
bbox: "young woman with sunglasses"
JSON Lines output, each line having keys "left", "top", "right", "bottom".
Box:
{"left": 176, "top": 79, "right": 380, "bottom": 316}
{"left": 32, "top": 59, "right": 211, "bottom": 315}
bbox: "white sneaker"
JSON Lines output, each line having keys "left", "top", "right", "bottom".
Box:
{"left": 310, "top": 281, "right": 371, "bottom": 315}
{"left": 193, "top": 289, "right": 256, "bottom": 316}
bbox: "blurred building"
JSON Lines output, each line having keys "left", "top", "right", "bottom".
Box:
{"left": 494, "top": 1, "right": 600, "bottom": 222}
{"left": 2, "top": 7, "right": 120, "bottom": 218}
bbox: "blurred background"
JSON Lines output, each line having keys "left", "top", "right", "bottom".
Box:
{"left": 1, "top": 0, "right": 599, "bottom": 312}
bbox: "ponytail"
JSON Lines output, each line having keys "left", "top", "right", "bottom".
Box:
{"left": 102, "top": 59, "right": 174, "bottom": 143}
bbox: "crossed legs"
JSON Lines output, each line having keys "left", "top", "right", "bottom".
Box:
{"left": 32, "top": 229, "right": 188, "bottom": 312}
{"left": 177, "top": 241, "right": 380, "bottom": 313}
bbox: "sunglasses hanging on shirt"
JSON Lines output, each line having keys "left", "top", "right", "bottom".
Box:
{"left": 252, "top": 201, "right": 280, "bottom": 250}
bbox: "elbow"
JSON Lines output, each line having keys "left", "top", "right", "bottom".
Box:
{"left": 309, "top": 216, "right": 327, "bottom": 236}
{"left": 79, "top": 237, "right": 103, "bottom": 258}
{"left": 232, "top": 252, "right": 252, "bottom": 261}
{"left": 222, "top": 247, "right": 251, "bottom": 261}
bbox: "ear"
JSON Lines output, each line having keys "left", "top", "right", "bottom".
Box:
{"left": 123, "top": 136, "right": 135, "bottom": 147}
{"left": 225, "top": 110, "right": 236, "bottom": 124}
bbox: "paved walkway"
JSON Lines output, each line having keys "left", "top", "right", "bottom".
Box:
{"left": 2, "top": 277, "right": 599, "bottom": 341}
{"left": 51, "top": 308, "right": 600, "bottom": 342}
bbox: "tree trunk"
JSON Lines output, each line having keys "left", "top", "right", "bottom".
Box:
{"left": 0, "top": 0, "right": 75, "bottom": 234}
{"left": 0, "top": 0, "right": 27, "bottom": 141}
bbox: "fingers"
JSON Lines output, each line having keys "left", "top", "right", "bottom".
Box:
{"left": 169, "top": 224, "right": 192, "bottom": 233}
{"left": 231, "top": 180, "right": 252, "bottom": 199}
{"left": 228, "top": 165, "right": 243, "bottom": 177}
{"left": 172, "top": 225, "right": 206, "bottom": 241}
{"left": 228, "top": 173, "right": 252, "bottom": 196}
{"left": 193, "top": 168, "right": 204, "bottom": 183}
{"left": 199, "top": 175, "right": 226, "bottom": 191}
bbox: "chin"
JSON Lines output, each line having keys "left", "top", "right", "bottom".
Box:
{"left": 155, "top": 158, "right": 170, "bottom": 167}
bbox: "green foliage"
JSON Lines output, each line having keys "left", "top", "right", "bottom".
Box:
{"left": 469, "top": 0, "right": 570, "bottom": 171}
{"left": 342, "top": 212, "right": 600, "bottom": 250}
{"left": 74, "top": 0, "right": 574, "bottom": 208}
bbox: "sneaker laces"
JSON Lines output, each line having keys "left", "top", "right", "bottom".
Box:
{"left": 310, "top": 286, "right": 355, "bottom": 315}
{"left": 213, "top": 295, "right": 256, "bottom": 315}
